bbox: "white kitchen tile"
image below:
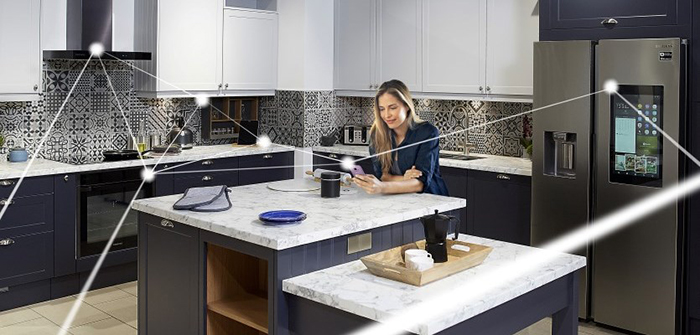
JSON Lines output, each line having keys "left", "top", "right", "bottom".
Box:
{"left": 29, "top": 295, "right": 111, "bottom": 328}
{"left": 92, "top": 296, "right": 137, "bottom": 326}
{"left": 0, "top": 317, "right": 63, "bottom": 334}
{"left": 114, "top": 281, "right": 137, "bottom": 296}
{"left": 69, "top": 317, "right": 137, "bottom": 335}
{"left": 0, "top": 308, "right": 42, "bottom": 328}
{"left": 74, "top": 286, "right": 132, "bottom": 306}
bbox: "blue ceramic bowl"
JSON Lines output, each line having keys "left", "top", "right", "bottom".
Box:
{"left": 8, "top": 148, "right": 28, "bottom": 162}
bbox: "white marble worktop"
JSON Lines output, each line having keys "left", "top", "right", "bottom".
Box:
{"left": 313, "top": 145, "right": 532, "bottom": 176}
{"left": 283, "top": 235, "right": 586, "bottom": 335}
{"left": 0, "top": 145, "right": 294, "bottom": 179}
{"left": 132, "top": 180, "right": 466, "bottom": 250}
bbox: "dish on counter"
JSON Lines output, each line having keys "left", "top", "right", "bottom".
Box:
{"left": 259, "top": 210, "right": 307, "bottom": 225}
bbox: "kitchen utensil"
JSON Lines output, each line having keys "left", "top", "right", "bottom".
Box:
{"left": 102, "top": 149, "right": 140, "bottom": 161}
{"left": 420, "top": 209, "right": 459, "bottom": 263}
{"left": 321, "top": 171, "right": 341, "bottom": 198}
{"left": 404, "top": 249, "right": 432, "bottom": 263}
{"left": 258, "top": 210, "right": 307, "bottom": 224}
{"left": 8, "top": 147, "right": 28, "bottom": 162}
{"left": 266, "top": 179, "right": 321, "bottom": 192}
{"left": 168, "top": 117, "right": 194, "bottom": 149}
{"left": 320, "top": 134, "right": 336, "bottom": 146}
{"left": 360, "top": 239, "right": 492, "bottom": 286}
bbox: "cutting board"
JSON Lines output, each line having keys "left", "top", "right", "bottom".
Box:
{"left": 267, "top": 179, "right": 321, "bottom": 192}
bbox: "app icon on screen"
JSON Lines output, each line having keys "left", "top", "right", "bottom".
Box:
{"left": 615, "top": 155, "right": 626, "bottom": 171}
{"left": 646, "top": 156, "right": 658, "bottom": 174}
{"left": 635, "top": 156, "right": 646, "bottom": 174}
{"left": 625, "top": 154, "right": 636, "bottom": 171}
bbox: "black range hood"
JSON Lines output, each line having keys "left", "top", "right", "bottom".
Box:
{"left": 43, "top": 0, "right": 151, "bottom": 61}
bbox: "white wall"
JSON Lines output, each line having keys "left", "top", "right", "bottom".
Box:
{"left": 277, "top": 0, "right": 334, "bottom": 91}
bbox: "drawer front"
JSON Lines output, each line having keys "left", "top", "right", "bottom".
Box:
{"left": 0, "top": 231, "right": 54, "bottom": 288}
{"left": 0, "top": 176, "right": 53, "bottom": 199}
{"left": 0, "top": 279, "right": 51, "bottom": 312}
{"left": 239, "top": 152, "right": 293, "bottom": 185}
{"left": 172, "top": 171, "right": 238, "bottom": 194}
{"left": 0, "top": 193, "right": 54, "bottom": 235}
{"left": 168, "top": 157, "right": 239, "bottom": 172}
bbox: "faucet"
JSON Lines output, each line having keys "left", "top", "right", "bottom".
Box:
{"left": 449, "top": 105, "right": 476, "bottom": 156}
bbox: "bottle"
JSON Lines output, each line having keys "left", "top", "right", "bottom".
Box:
{"left": 137, "top": 120, "right": 147, "bottom": 152}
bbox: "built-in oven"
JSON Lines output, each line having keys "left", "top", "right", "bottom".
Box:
{"left": 78, "top": 168, "right": 153, "bottom": 258}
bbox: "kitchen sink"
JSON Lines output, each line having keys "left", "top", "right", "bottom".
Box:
{"left": 439, "top": 153, "right": 484, "bottom": 161}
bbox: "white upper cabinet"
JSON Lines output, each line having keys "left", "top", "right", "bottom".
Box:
{"left": 377, "top": 0, "right": 422, "bottom": 92}
{"left": 222, "top": 9, "right": 278, "bottom": 91}
{"left": 0, "top": 0, "right": 41, "bottom": 101}
{"left": 485, "top": 0, "right": 539, "bottom": 96}
{"left": 422, "top": 0, "right": 485, "bottom": 94}
{"left": 334, "top": 0, "right": 375, "bottom": 91}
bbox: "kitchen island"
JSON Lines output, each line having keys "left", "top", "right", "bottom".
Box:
{"left": 284, "top": 235, "right": 585, "bottom": 335}
{"left": 132, "top": 180, "right": 466, "bottom": 335}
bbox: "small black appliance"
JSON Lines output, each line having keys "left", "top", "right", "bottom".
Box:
{"left": 420, "top": 209, "right": 459, "bottom": 263}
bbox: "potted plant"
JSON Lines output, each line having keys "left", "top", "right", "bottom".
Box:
{"left": 520, "top": 117, "right": 532, "bottom": 159}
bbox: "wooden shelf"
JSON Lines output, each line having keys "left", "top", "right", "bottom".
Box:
{"left": 212, "top": 120, "right": 236, "bottom": 123}
{"left": 208, "top": 294, "right": 268, "bottom": 334}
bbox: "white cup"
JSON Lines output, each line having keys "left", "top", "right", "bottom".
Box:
{"left": 407, "top": 256, "right": 434, "bottom": 272}
{"left": 405, "top": 249, "right": 432, "bottom": 263}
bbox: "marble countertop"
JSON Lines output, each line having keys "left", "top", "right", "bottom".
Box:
{"left": 283, "top": 235, "right": 586, "bottom": 335}
{"left": 313, "top": 145, "right": 532, "bottom": 176}
{"left": 0, "top": 144, "right": 294, "bottom": 180}
{"left": 132, "top": 180, "right": 466, "bottom": 250}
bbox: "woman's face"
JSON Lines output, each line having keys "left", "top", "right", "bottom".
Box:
{"left": 377, "top": 93, "right": 408, "bottom": 130}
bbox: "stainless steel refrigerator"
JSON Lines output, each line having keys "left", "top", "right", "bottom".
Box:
{"left": 531, "top": 38, "right": 685, "bottom": 334}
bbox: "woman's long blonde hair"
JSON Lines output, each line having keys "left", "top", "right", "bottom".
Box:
{"left": 370, "top": 80, "right": 422, "bottom": 174}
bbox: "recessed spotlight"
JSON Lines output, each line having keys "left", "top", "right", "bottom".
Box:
{"left": 257, "top": 135, "right": 271, "bottom": 148}
{"left": 89, "top": 42, "right": 104, "bottom": 57}
{"left": 604, "top": 79, "right": 619, "bottom": 94}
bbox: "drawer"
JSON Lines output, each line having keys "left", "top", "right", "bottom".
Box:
{"left": 0, "top": 231, "right": 54, "bottom": 288}
{"left": 166, "top": 157, "right": 239, "bottom": 173}
{"left": 0, "top": 279, "right": 51, "bottom": 312}
{"left": 172, "top": 171, "right": 238, "bottom": 194}
{"left": 0, "top": 176, "right": 53, "bottom": 199}
{"left": 239, "top": 152, "right": 293, "bottom": 185}
{"left": 0, "top": 193, "right": 54, "bottom": 235}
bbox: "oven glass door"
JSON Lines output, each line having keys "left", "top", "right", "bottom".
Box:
{"left": 79, "top": 180, "right": 150, "bottom": 258}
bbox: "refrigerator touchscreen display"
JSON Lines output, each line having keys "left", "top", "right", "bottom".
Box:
{"left": 610, "top": 85, "right": 663, "bottom": 187}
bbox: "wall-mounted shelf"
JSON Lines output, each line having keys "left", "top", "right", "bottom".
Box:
{"left": 202, "top": 97, "right": 259, "bottom": 141}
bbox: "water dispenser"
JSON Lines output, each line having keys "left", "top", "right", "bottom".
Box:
{"left": 544, "top": 131, "right": 577, "bottom": 178}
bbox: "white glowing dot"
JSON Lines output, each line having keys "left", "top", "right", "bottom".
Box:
{"left": 257, "top": 135, "right": 271, "bottom": 148}
{"left": 195, "top": 94, "right": 210, "bottom": 107}
{"left": 341, "top": 156, "right": 355, "bottom": 171}
{"left": 604, "top": 79, "right": 619, "bottom": 94}
{"left": 89, "top": 42, "right": 104, "bottom": 57}
{"left": 141, "top": 168, "right": 155, "bottom": 182}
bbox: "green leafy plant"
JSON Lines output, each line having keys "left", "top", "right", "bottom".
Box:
{"left": 0, "top": 134, "right": 4, "bottom": 148}
{"left": 520, "top": 137, "right": 533, "bottom": 156}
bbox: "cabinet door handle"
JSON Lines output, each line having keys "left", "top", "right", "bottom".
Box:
{"left": 64, "top": 175, "right": 69, "bottom": 182}
{"left": 0, "top": 238, "right": 15, "bottom": 246}
{"left": 479, "top": 86, "right": 483, "bottom": 92}
{"left": 225, "top": 83, "right": 229, "bottom": 89}
{"left": 263, "top": 154, "right": 273, "bottom": 159}
{"left": 160, "top": 219, "right": 174, "bottom": 228}
{"left": 202, "top": 160, "right": 214, "bottom": 166}
{"left": 218, "top": 83, "right": 223, "bottom": 89}
{"left": 329, "top": 154, "right": 338, "bottom": 159}
{"left": 496, "top": 174, "right": 511, "bottom": 180}
{"left": 33, "top": 84, "right": 38, "bottom": 91}
{"left": 601, "top": 18, "right": 618, "bottom": 27}
{"left": 486, "top": 86, "right": 491, "bottom": 92}
{"left": 0, "top": 199, "right": 14, "bottom": 206}
{"left": 0, "top": 180, "right": 15, "bottom": 186}
{"left": 202, "top": 175, "right": 214, "bottom": 181}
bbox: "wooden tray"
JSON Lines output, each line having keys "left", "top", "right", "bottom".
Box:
{"left": 360, "top": 240, "right": 492, "bottom": 286}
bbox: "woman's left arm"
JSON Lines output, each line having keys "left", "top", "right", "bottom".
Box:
{"left": 354, "top": 174, "right": 424, "bottom": 194}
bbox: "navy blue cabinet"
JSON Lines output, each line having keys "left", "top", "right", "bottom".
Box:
{"left": 313, "top": 151, "right": 373, "bottom": 176}
{"left": 239, "top": 152, "right": 294, "bottom": 185}
{"left": 467, "top": 170, "right": 531, "bottom": 246}
{"left": 138, "top": 213, "right": 200, "bottom": 335}
{"left": 441, "top": 167, "right": 468, "bottom": 233}
{"left": 539, "top": 0, "right": 691, "bottom": 41}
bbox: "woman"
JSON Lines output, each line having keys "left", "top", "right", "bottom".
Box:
{"left": 354, "top": 79, "right": 449, "bottom": 196}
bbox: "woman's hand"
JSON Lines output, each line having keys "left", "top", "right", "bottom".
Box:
{"left": 353, "top": 174, "right": 386, "bottom": 194}
{"left": 403, "top": 166, "right": 422, "bottom": 181}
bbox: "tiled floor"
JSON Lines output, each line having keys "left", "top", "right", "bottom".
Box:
{"left": 1, "top": 281, "right": 626, "bottom": 334}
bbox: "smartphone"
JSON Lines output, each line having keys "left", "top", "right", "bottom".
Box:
{"left": 350, "top": 165, "right": 366, "bottom": 177}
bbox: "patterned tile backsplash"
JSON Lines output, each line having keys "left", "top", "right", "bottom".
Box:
{"left": 0, "top": 60, "right": 228, "bottom": 164}
{"left": 0, "top": 59, "right": 532, "bottom": 163}
{"left": 260, "top": 91, "right": 532, "bottom": 157}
